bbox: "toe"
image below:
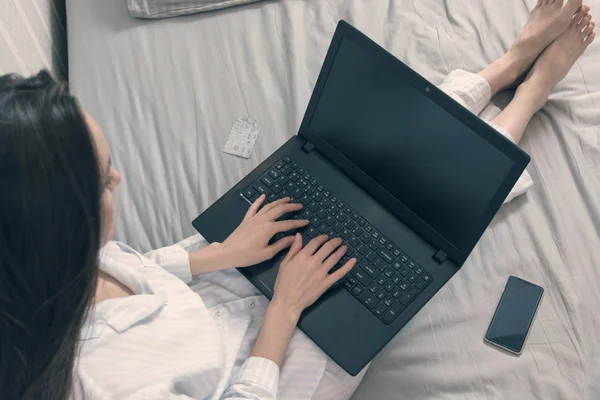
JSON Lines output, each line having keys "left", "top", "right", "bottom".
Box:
{"left": 566, "top": 0, "right": 584, "bottom": 12}
{"left": 580, "top": 14, "right": 593, "bottom": 27}
{"left": 581, "top": 20, "right": 595, "bottom": 37}
{"left": 583, "top": 31, "right": 596, "bottom": 44}
{"left": 573, "top": 7, "right": 590, "bottom": 26}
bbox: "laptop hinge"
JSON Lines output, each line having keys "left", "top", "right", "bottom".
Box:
{"left": 302, "top": 141, "right": 316, "bottom": 153}
{"left": 433, "top": 249, "right": 447, "bottom": 264}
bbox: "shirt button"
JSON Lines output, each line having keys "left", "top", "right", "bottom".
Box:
{"left": 214, "top": 310, "right": 221, "bottom": 317}
{"left": 249, "top": 301, "right": 255, "bottom": 309}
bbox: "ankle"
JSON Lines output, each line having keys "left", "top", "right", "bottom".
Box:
{"left": 515, "top": 79, "right": 550, "bottom": 113}
{"left": 481, "top": 54, "right": 523, "bottom": 94}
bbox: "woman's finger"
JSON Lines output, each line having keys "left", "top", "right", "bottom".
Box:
{"left": 322, "top": 245, "right": 347, "bottom": 270}
{"left": 324, "top": 258, "right": 357, "bottom": 288}
{"left": 301, "top": 235, "right": 329, "bottom": 256}
{"left": 244, "top": 194, "right": 266, "bottom": 221}
{"left": 264, "top": 202, "right": 303, "bottom": 221}
{"left": 314, "top": 238, "right": 343, "bottom": 262}
{"left": 281, "top": 233, "right": 303, "bottom": 263}
{"left": 272, "top": 219, "right": 309, "bottom": 234}
{"left": 258, "top": 197, "right": 290, "bottom": 216}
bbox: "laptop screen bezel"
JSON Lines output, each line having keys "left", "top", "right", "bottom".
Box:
{"left": 297, "top": 20, "right": 530, "bottom": 266}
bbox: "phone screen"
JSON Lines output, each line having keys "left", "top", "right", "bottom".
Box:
{"left": 485, "top": 276, "right": 544, "bottom": 354}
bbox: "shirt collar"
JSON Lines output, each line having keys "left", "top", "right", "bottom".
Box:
{"left": 80, "top": 242, "right": 167, "bottom": 341}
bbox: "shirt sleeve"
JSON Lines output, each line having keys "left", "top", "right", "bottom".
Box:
{"left": 220, "top": 357, "right": 280, "bottom": 400}
{"left": 143, "top": 234, "right": 209, "bottom": 284}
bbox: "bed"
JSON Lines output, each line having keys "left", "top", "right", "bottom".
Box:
{"left": 66, "top": 0, "right": 600, "bottom": 398}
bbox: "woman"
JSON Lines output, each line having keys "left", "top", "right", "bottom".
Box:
{"left": 0, "top": 1, "right": 594, "bottom": 398}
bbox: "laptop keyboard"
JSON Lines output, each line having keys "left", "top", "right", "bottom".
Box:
{"left": 241, "top": 155, "right": 433, "bottom": 324}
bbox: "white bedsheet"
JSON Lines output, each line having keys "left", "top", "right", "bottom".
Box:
{"left": 67, "top": 0, "right": 600, "bottom": 398}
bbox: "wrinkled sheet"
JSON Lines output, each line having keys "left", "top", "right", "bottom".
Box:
{"left": 67, "top": 0, "right": 600, "bottom": 398}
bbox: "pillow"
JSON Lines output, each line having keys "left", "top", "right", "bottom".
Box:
{"left": 128, "top": 0, "right": 266, "bottom": 19}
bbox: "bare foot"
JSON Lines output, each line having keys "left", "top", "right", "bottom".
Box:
{"left": 480, "top": 0, "right": 586, "bottom": 94}
{"left": 518, "top": 7, "right": 596, "bottom": 110}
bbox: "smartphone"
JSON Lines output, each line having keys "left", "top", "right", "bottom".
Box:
{"left": 484, "top": 276, "right": 544, "bottom": 355}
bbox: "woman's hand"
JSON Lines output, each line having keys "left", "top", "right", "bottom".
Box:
{"left": 218, "top": 195, "right": 309, "bottom": 269}
{"left": 271, "top": 233, "right": 357, "bottom": 321}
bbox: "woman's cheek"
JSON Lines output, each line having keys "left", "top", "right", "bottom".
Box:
{"left": 101, "top": 190, "right": 116, "bottom": 245}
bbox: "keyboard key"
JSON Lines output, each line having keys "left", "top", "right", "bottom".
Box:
{"left": 308, "top": 202, "right": 319, "bottom": 212}
{"left": 344, "top": 220, "right": 356, "bottom": 229}
{"left": 369, "top": 241, "right": 380, "bottom": 251}
{"left": 352, "top": 227, "right": 364, "bottom": 236}
{"left": 337, "top": 201, "right": 345, "bottom": 209}
{"left": 267, "top": 193, "right": 277, "bottom": 202}
{"left": 341, "top": 229, "right": 352, "bottom": 240}
{"left": 368, "top": 284, "right": 379, "bottom": 294}
{"left": 297, "top": 168, "right": 305, "bottom": 175}
{"left": 332, "top": 222, "right": 344, "bottom": 233}
{"left": 324, "top": 215, "right": 335, "bottom": 226}
{"left": 379, "top": 237, "right": 387, "bottom": 245}
{"left": 352, "top": 284, "right": 364, "bottom": 296}
{"left": 361, "top": 263, "right": 380, "bottom": 278}
{"left": 316, "top": 209, "right": 328, "bottom": 219}
{"left": 376, "top": 276, "right": 387, "bottom": 286}
{"left": 306, "top": 227, "right": 318, "bottom": 238}
{"left": 399, "top": 286, "right": 418, "bottom": 305}
{"left": 304, "top": 174, "right": 311, "bottom": 180}
{"left": 366, "top": 252, "right": 377, "bottom": 262}
{"left": 391, "top": 288, "right": 402, "bottom": 299}
{"left": 393, "top": 249, "right": 401, "bottom": 258}
{"left": 351, "top": 213, "right": 359, "bottom": 221}
{"left": 378, "top": 250, "right": 394, "bottom": 264}
{"left": 382, "top": 302, "right": 404, "bottom": 323}
{"left": 408, "top": 261, "right": 416, "bottom": 269}
{"left": 361, "top": 234, "right": 372, "bottom": 244}
{"left": 374, "top": 303, "right": 388, "bottom": 317}
{"left": 320, "top": 199, "right": 331, "bottom": 209}
{"left": 282, "top": 165, "right": 293, "bottom": 176}
{"left": 310, "top": 179, "right": 318, "bottom": 186}
{"left": 327, "top": 206, "right": 339, "bottom": 215}
{"left": 400, "top": 255, "right": 409, "bottom": 263}
{"left": 365, "top": 225, "right": 373, "bottom": 233}
{"left": 351, "top": 268, "right": 372, "bottom": 287}
{"left": 391, "top": 274, "right": 402, "bottom": 285}
{"left": 346, "top": 247, "right": 355, "bottom": 257}
{"left": 399, "top": 280, "right": 410, "bottom": 291}
{"left": 299, "top": 195, "right": 312, "bottom": 205}
{"left": 317, "top": 185, "right": 324, "bottom": 192}
{"left": 242, "top": 187, "right": 257, "bottom": 199}
{"left": 261, "top": 176, "right": 275, "bottom": 187}
{"left": 392, "top": 261, "right": 402, "bottom": 271}
{"left": 253, "top": 183, "right": 270, "bottom": 196}
{"left": 310, "top": 217, "right": 322, "bottom": 228}
{"left": 271, "top": 184, "right": 283, "bottom": 194}
{"left": 384, "top": 268, "right": 394, "bottom": 278}
{"left": 376, "top": 290, "right": 387, "bottom": 300}
{"left": 415, "top": 279, "right": 426, "bottom": 290}
{"left": 344, "top": 279, "right": 356, "bottom": 290}
{"left": 357, "top": 244, "right": 368, "bottom": 255}
{"left": 289, "top": 172, "right": 300, "bottom": 182}
{"left": 348, "top": 237, "right": 360, "bottom": 248}
{"left": 386, "top": 243, "right": 394, "bottom": 251}
{"left": 330, "top": 196, "right": 338, "bottom": 203}
{"left": 305, "top": 186, "right": 315, "bottom": 195}
{"left": 291, "top": 163, "right": 299, "bottom": 170}
{"left": 407, "top": 272, "right": 418, "bottom": 284}
{"left": 275, "top": 161, "right": 285, "bottom": 169}
{"left": 297, "top": 180, "right": 307, "bottom": 189}
{"left": 284, "top": 182, "right": 294, "bottom": 192}
{"left": 372, "top": 231, "right": 380, "bottom": 240}
{"left": 318, "top": 224, "right": 329, "bottom": 234}
{"left": 336, "top": 213, "right": 348, "bottom": 223}
{"left": 292, "top": 188, "right": 303, "bottom": 199}
{"left": 384, "top": 282, "right": 394, "bottom": 292}
{"left": 399, "top": 266, "right": 410, "bottom": 277}
{"left": 344, "top": 207, "right": 352, "bottom": 215}
{"left": 422, "top": 273, "right": 432, "bottom": 285}
{"left": 373, "top": 258, "right": 387, "bottom": 270}
{"left": 359, "top": 291, "right": 379, "bottom": 309}
{"left": 278, "top": 175, "right": 289, "bottom": 185}
{"left": 323, "top": 191, "right": 331, "bottom": 197}
{"left": 383, "top": 296, "right": 395, "bottom": 307}
{"left": 283, "top": 156, "right": 292, "bottom": 164}
{"left": 415, "top": 267, "right": 424, "bottom": 276}
{"left": 312, "top": 192, "right": 323, "bottom": 202}
{"left": 357, "top": 219, "right": 366, "bottom": 226}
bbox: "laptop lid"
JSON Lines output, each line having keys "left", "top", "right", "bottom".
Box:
{"left": 298, "top": 21, "right": 530, "bottom": 266}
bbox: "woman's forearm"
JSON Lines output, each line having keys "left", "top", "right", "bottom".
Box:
{"left": 250, "top": 300, "right": 299, "bottom": 368}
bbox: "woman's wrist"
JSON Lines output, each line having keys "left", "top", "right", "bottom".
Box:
{"left": 268, "top": 297, "right": 302, "bottom": 326}
{"left": 188, "top": 242, "right": 233, "bottom": 277}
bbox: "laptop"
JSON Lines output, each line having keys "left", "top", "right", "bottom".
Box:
{"left": 192, "top": 20, "right": 529, "bottom": 376}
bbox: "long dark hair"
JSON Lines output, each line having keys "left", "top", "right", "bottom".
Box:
{"left": 0, "top": 71, "right": 102, "bottom": 399}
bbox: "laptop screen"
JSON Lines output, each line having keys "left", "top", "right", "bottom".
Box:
{"left": 309, "top": 37, "right": 514, "bottom": 249}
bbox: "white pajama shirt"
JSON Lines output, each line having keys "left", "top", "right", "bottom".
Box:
{"left": 73, "top": 70, "right": 532, "bottom": 399}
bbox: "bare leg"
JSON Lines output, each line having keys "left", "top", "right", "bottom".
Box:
{"left": 492, "top": 9, "right": 596, "bottom": 143}
{"left": 479, "top": 0, "right": 585, "bottom": 97}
